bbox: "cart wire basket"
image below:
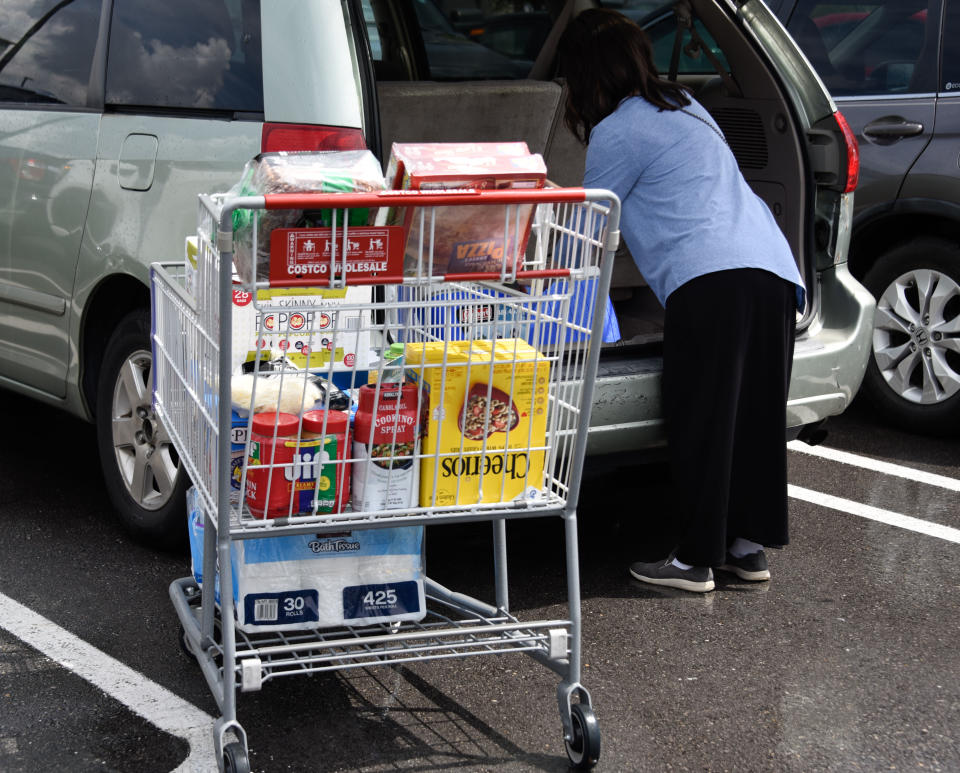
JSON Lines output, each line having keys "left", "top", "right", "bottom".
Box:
{"left": 151, "top": 186, "right": 620, "bottom": 772}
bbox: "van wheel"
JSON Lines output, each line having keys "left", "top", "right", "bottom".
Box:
{"left": 96, "top": 309, "right": 189, "bottom": 549}
{"left": 861, "top": 237, "right": 960, "bottom": 435}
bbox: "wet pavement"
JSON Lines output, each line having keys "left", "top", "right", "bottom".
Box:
{"left": 0, "top": 391, "right": 958, "bottom": 772}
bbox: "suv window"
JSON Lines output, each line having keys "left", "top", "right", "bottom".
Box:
{"left": 787, "top": 0, "right": 940, "bottom": 96}
{"left": 105, "top": 0, "right": 263, "bottom": 112}
{"left": 0, "top": 0, "right": 101, "bottom": 106}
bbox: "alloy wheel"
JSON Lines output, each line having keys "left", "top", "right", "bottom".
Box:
{"left": 872, "top": 268, "right": 960, "bottom": 405}
{"left": 110, "top": 348, "right": 180, "bottom": 511}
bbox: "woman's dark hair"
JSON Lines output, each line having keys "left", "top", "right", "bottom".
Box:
{"left": 557, "top": 9, "right": 691, "bottom": 144}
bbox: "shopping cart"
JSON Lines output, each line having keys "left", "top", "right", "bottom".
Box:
{"left": 152, "top": 185, "right": 620, "bottom": 772}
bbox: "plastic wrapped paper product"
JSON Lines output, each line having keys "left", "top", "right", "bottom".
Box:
{"left": 230, "top": 150, "right": 386, "bottom": 284}
{"left": 186, "top": 487, "right": 425, "bottom": 632}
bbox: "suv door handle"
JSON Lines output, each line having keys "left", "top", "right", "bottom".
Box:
{"left": 862, "top": 117, "right": 924, "bottom": 143}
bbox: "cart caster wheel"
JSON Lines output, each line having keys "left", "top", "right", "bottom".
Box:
{"left": 564, "top": 704, "right": 600, "bottom": 769}
{"left": 223, "top": 741, "right": 251, "bottom": 773}
{"left": 177, "top": 625, "right": 195, "bottom": 660}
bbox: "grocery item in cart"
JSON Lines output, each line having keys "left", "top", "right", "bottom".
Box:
{"left": 229, "top": 150, "right": 385, "bottom": 284}
{"left": 231, "top": 372, "right": 323, "bottom": 416}
{"left": 366, "top": 341, "right": 406, "bottom": 385}
{"left": 230, "top": 410, "right": 248, "bottom": 504}
{"left": 186, "top": 488, "right": 425, "bottom": 632}
{"left": 244, "top": 411, "right": 349, "bottom": 518}
{"left": 395, "top": 285, "right": 525, "bottom": 342}
{"left": 302, "top": 409, "right": 351, "bottom": 513}
{"left": 352, "top": 383, "right": 423, "bottom": 512}
{"left": 405, "top": 339, "right": 549, "bottom": 506}
{"left": 229, "top": 285, "right": 373, "bottom": 376}
{"left": 383, "top": 142, "right": 546, "bottom": 276}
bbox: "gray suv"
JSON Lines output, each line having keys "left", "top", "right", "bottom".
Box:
{"left": 0, "top": 0, "right": 873, "bottom": 548}
{"left": 774, "top": 0, "right": 960, "bottom": 435}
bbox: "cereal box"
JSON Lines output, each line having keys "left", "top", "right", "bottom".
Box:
{"left": 384, "top": 143, "right": 547, "bottom": 276}
{"left": 405, "top": 339, "right": 550, "bottom": 506}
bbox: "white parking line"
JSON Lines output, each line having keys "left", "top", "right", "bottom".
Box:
{"left": 788, "top": 440, "right": 960, "bottom": 492}
{"left": 0, "top": 591, "right": 214, "bottom": 772}
{"left": 789, "top": 484, "right": 960, "bottom": 544}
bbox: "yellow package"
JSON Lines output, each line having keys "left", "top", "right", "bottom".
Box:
{"left": 405, "top": 339, "right": 550, "bottom": 506}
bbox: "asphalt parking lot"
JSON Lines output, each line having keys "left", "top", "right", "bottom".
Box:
{"left": 1, "top": 390, "right": 958, "bottom": 772}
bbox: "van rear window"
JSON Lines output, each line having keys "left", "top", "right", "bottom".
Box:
{"left": 105, "top": 0, "right": 263, "bottom": 112}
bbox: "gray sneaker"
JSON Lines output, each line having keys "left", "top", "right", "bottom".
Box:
{"left": 717, "top": 550, "right": 770, "bottom": 581}
{"left": 629, "top": 558, "right": 715, "bottom": 593}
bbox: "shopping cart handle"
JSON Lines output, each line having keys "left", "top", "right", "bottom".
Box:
{"left": 261, "top": 188, "right": 591, "bottom": 210}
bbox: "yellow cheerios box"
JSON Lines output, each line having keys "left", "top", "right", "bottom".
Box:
{"left": 405, "top": 339, "right": 550, "bottom": 506}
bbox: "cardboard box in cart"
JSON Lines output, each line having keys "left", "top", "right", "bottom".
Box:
{"left": 229, "top": 284, "right": 371, "bottom": 375}
{"left": 185, "top": 231, "right": 373, "bottom": 377}
{"left": 405, "top": 339, "right": 550, "bottom": 507}
{"left": 384, "top": 142, "right": 547, "bottom": 275}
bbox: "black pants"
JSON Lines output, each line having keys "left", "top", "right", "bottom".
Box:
{"left": 662, "top": 268, "right": 796, "bottom": 567}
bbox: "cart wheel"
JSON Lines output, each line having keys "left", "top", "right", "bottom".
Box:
{"left": 564, "top": 704, "right": 601, "bottom": 769}
{"left": 177, "top": 625, "right": 196, "bottom": 660}
{"left": 223, "top": 741, "right": 251, "bottom": 773}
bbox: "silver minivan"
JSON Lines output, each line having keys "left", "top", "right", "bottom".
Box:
{"left": 0, "top": 0, "right": 874, "bottom": 548}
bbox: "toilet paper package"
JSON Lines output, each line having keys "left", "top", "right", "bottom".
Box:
{"left": 187, "top": 488, "right": 425, "bottom": 632}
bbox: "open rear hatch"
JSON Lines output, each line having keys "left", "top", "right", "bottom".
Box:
{"left": 371, "top": 0, "right": 851, "bottom": 350}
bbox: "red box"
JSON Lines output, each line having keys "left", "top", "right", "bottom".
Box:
{"left": 384, "top": 143, "right": 547, "bottom": 276}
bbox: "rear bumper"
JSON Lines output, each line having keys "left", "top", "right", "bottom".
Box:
{"left": 584, "top": 263, "right": 876, "bottom": 457}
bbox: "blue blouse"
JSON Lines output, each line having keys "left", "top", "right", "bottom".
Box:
{"left": 584, "top": 95, "right": 805, "bottom": 310}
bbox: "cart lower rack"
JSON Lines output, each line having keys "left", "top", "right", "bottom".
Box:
{"left": 153, "top": 186, "right": 619, "bottom": 772}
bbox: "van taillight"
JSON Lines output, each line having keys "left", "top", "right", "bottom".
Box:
{"left": 261, "top": 123, "right": 366, "bottom": 153}
{"left": 834, "top": 111, "right": 859, "bottom": 194}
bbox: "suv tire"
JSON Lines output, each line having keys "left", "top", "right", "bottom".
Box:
{"left": 96, "top": 309, "right": 189, "bottom": 549}
{"left": 861, "top": 237, "right": 960, "bottom": 435}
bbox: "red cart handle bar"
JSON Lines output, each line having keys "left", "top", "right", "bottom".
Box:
{"left": 261, "top": 187, "right": 589, "bottom": 210}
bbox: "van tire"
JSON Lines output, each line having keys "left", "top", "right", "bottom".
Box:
{"left": 96, "top": 309, "right": 189, "bottom": 549}
{"left": 861, "top": 237, "right": 960, "bottom": 436}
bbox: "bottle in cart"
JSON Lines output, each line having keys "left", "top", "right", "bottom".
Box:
{"left": 352, "top": 383, "right": 421, "bottom": 512}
